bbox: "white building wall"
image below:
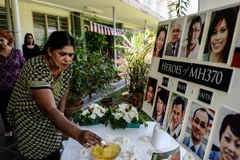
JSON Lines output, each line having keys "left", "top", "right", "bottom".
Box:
{"left": 0, "top": 1, "right": 71, "bottom": 44}
{"left": 199, "top": 0, "right": 240, "bottom": 11}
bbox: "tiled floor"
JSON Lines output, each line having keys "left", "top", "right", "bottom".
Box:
{"left": 0, "top": 116, "right": 25, "bottom": 160}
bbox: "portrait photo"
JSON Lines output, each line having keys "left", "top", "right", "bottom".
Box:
{"left": 142, "top": 77, "right": 158, "bottom": 117}
{"left": 180, "top": 13, "right": 206, "bottom": 59}
{"left": 152, "top": 86, "right": 170, "bottom": 126}
{"left": 231, "top": 29, "right": 240, "bottom": 68}
{"left": 182, "top": 102, "right": 215, "bottom": 159}
{"left": 203, "top": 7, "right": 239, "bottom": 63}
{"left": 209, "top": 106, "right": 240, "bottom": 160}
{"left": 164, "top": 92, "right": 188, "bottom": 140}
{"left": 153, "top": 24, "right": 169, "bottom": 58}
{"left": 164, "top": 19, "right": 185, "bottom": 57}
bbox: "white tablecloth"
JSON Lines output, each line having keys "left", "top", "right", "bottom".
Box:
{"left": 61, "top": 122, "right": 188, "bottom": 160}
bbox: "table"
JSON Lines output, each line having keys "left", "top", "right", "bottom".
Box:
{"left": 61, "top": 122, "right": 188, "bottom": 160}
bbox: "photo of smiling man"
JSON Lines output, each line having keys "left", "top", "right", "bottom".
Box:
{"left": 183, "top": 102, "right": 215, "bottom": 159}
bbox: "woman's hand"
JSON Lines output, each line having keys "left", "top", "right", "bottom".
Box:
{"left": 78, "top": 130, "right": 102, "bottom": 148}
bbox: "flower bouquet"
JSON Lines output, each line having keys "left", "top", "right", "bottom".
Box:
{"left": 108, "top": 103, "right": 149, "bottom": 129}
{"left": 72, "top": 103, "right": 108, "bottom": 126}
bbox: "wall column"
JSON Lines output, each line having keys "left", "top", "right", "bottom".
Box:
{"left": 11, "top": 0, "right": 22, "bottom": 50}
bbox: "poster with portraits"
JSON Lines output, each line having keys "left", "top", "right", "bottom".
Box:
{"left": 153, "top": 24, "right": 169, "bottom": 58}
{"left": 180, "top": 13, "right": 206, "bottom": 59}
{"left": 152, "top": 86, "right": 170, "bottom": 126}
{"left": 144, "top": 3, "right": 240, "bottom": 160}
{"left": 209, "top": 106, "right": 240, "bottom": 160}
{"left": 203, "top": 6, "right": 239, "bottom": 63}
{"left": 164, "top": 92, "right": 188, "bottom": 140}
{"left": 164, "top": 19, "right": 185, "bottom": 57}
{"left": 182, "top": 102, "right": 215, "bottom": 159}
{"left": 142, "top": 77, "right": 158, "bottom": 117}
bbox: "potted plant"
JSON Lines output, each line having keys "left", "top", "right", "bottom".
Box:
{"left": 72, "top": 103, "right": 108, "bottom": 126}
{"left": 65, "top": 36, "right": 115, "bottom": 119}
{"left": 108, "top": 103, "right": 149, "bottom": 129}
{"left": 115, "top": 29, "right": 155, "bottom": 107}
{"left": 96, "top": 84, "right": 116, "bottom": 107}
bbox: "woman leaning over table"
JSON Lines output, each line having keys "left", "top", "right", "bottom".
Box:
{"left": 6, "top": 31, "right": 102, "bottom": 160}
{"left": 0, "top": 30, "right": 26, "bottom": 137}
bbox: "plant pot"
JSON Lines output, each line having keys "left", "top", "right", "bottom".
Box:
{"left": 126, "top": 123, "right": 141, "bottom": 128}
{"left": 100, "top": 97, "right": 113, "bottom": 107}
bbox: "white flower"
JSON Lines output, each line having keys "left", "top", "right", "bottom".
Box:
{"left": 183, "top": 152, "right": 196, "bottom": 160}
{"left": 131, "top": 147, "right": 137, "bottom": 153}
{"left": 89, "top": 114, "right": 97, "bottom": 120}
{"left": 122, "top": 137, "right": 130, "bottom": 144}
{"left": 130, "top": 154, "right": 137, "bottom": 160}
{"left": 79, "top": 148, "right": 89, "bottom": 157}
{"left": 104, "top": 134, "right": 112, "bottom": 141}
{"left": 113, "top": 112, "right": 123, "bottom": 120}
{"left": 81, "top": 109, "right": 90, "bottom": 116}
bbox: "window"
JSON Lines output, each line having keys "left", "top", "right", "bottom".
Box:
{"left": 0, "top": 6, "right": 8, "bottom": 30}
{"left": 33, "top": 12, "right": 68, "bottom": 45}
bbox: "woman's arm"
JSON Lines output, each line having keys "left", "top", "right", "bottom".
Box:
{"left": 58, "top": 82, "right": 70, "bottom": 113}
{"left": 31, "top": 88, "right": 102, "bottom": 148}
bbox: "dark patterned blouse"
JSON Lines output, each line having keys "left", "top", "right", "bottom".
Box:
{"left": 0, "top": 48, "right": 26, "bottom": 91}
{"left": 6, "top": 55, "right": 72, "bottom": 159}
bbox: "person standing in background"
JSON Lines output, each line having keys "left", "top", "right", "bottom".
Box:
{"left": 22, "top": 33, "right": 41, "bottom": 61}
{"left": 0, "top": 30, "right": 26, "bottom": 137}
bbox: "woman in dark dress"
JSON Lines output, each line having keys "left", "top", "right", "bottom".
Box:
{"left": 22, "top": 33, "right": 41, "bottom": 61}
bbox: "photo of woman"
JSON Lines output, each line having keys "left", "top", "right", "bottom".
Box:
{"left": 142, "top": 77, "right": 158, "bottom": 117}
{"left": 209, "top": 106, "right": 240, "bottom": 160}
{"left": 152, "top": 86, "right": 170, "bottom": 126}
{"left": 180, "top": 14, "right": 206, "bottom": 59}
{"left": 153, "top": 24, "right": 168, "bottom": 58}
{"left": 203, "top": 7, "right": 239, "bottom": 63}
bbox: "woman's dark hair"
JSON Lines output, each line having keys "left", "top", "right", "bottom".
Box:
{"left": 207, "top": 7, "right": 238, "bottom": 63}
{"left": 219, "top": 113, "right": 240, "bottom": 141}
{"left": 153, "top": 25, "right": 168, "bottom": 57}
{"left": 42, "top": 31, "right": 76, "bottom": 54}
{"left": 188, "top": 15, "right": 202, "bottom": 44}
{"left": 153, "top": 89, "right": 168, "bottom": 121}
{"left": 24, "top": 33, "right": 35, "bottom": 45}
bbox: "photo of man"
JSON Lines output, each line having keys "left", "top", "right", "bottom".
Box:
{"left": 165, "top": 19, "right": 184, "bottom": 57}
{"left": 165, "top": 92, "right": 188, "bottom": 140}
{"left": 142, "top": 77, "right": 158, "bottom": 117}
{"left": 183, "top": 102, "right": 215, "bottom": 159}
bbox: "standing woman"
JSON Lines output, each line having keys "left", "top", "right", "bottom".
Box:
{"left": 0, "top": 30, "right": 26, "bottom": 137}
{"left": 6, "top": 31, "right": 102, "bottom": 159}
{"left": 22, "top": 33, "right": 41, "bottom": 61}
